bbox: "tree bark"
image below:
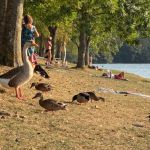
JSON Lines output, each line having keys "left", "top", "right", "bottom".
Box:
{"left": 39, "top": 33, "right": 44, "bottom": 57}
{"left": 48, "top": 26, "right": 57, "bottom": 60}
{"left": 85, "top": 36, "right": 90, "bottom": 66}
{"left": 55, "top": 40, "right": 61, "bottom": 58}
{"left": 0, "top": 0, "right": 7, "bottom": 58}
{"left": 1, "top": 0, "right": 24, "bottom": 67}
{"left": 77, "top": 30, "right": 86, "bottom": 68}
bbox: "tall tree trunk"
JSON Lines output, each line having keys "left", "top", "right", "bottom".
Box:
{"left": 1, "top": 0, "right": 24, "bottom": 67}
{"left": 48, "top": 26, "right": 57, "bottom": 60}
{"left": 55, "top": 40, "right": 61, "bottom": 58}
{"left": 85, "top": 36, "right": 90, "bottom": 66}
{"left": 39, "top": 33, "right": 44, "bottom": 57}
{"left": 77, "top": 30, "right": 86, "bottom": 68}
{"left": 0, "top": 0, "right": 7, "bottom": 59}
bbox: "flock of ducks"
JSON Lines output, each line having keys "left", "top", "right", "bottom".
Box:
{"left": 30, "top": 82, "right": 105, "bottom": 111}
{"left": 0, "top": 41, "right": 105, "bottom": 112}
{"left": 0, "top": 42, "right": 149, "bottom": 122}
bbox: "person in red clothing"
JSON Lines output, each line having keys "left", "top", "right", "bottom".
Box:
{"left": 114, "top": 72, "right": 127, "bottom": 80}
{"left": 102, "top": 71, "right": 128, "bottom": 81}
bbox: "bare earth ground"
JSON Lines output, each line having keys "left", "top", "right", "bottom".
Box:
{"left": 0, "top": 60, "right": 150, "bottom": 150}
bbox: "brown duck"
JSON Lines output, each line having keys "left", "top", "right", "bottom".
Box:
{"left": 32, "top": 92, "right": 66, "bottom": 111}
{"left": 30, "top": 82, "right": 52, "bottom": 92}
{"left": 86, "top": 92, "right": 105, "bottom": 101}
{"left": 72, "top": 92, "right": 105, "bottom": 103}
{"left": 72, "top": 92, "right": 90, "bottom": 103}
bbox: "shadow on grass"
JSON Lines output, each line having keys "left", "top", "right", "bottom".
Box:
{"left": 64, "top": 101, "right": 81, "bottom": 105}
{"left": 142, "top": 79, "right": 150, "bottom": 83}
{"left": 0, "top": 89, "right": 6, "bottom": 93}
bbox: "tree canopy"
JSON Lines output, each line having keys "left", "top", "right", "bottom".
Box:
{"left": 0, "top": 0, "right": 150, "bottom": 66}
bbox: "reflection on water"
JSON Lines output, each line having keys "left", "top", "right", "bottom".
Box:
{"left": 94, "top": 64, "right": 150, "bottom": 78}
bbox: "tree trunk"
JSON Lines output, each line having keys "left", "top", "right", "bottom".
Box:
{"left": 0, "top": 0, "right": 7, "bottom": 57}
{"left": 1, "top": 0, "right": 24, "bottom": 67}
{"left": 77, "top": 30, "right": 86, "bottom": 68}
{"left": 39, "top": 33, "right": 44, "bottom": 57}
{"left": 55, "top": 40, "right": 61, "bottom": 58}
{"left": 48, "top": 26, "right": 57, "bottom": 60}
{"left": 85, "top": 36, "right": 90, "bottom": 66}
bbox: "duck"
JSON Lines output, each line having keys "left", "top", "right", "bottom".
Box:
{"left": 72, "top": 92, "right": 105, "bottom": 103}
{"left": 34, "top": 64, "right": 49, "bottom": 78}
{"left": 0, "top": 42, "right": 34, "bottom": 99}
{"left": 72, "top": 92, "right": 91, "bottom": 103}
{"left": 86, "top": 92, "right": 105, "bottom": 102}
{"left": 30, "top": 82, "right": 52, "bottom": 92}
{"left": 32, "top": 92, "right": 67, "bottom": 111}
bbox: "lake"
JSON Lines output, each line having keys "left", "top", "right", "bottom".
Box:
{"left": 94, "top": 64, "right": 150, "bottom": 79}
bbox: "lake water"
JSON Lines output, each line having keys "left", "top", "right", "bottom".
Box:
{"left": 94, "top": 64, "right": 150, "bottom": 79}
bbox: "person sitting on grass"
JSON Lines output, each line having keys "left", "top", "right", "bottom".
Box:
{"left": 102, "top": 71, "right": 128, "bottom": 81}
{"left": 114, "top": 72, "right": 128, "bottom": 81}
{"left": 102, "top": 70, "right": 114, "bottom": 78}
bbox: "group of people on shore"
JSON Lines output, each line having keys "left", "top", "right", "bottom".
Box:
{"left": 88, "top": 55, "right": 127, "bottom": 81}
{"left": 22, "top": 14, "right": 127, "bottom": 81}
{"left": 21, "top": 14, "right": 67, "bottom": 68}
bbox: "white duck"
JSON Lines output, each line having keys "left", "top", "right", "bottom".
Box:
{"left": 0, "top": 42, "right": 34, "bottom": 99}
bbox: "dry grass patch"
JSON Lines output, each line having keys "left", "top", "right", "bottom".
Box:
{"left": 0, "top": 63, "right": 150, "bottom": 150}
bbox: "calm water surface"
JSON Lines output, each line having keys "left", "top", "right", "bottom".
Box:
{"left": 95, "top": 64, "right": 150, "bottom": 78}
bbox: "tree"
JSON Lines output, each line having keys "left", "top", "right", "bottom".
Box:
{"left": 24, "top": 0, "right": 150, "bottom": 67}
{"left": 0, "top": 0, "right": 24, "bottom": 67}
{"left": 0, "top": 0, "right": 7, "bottom": 56}
{"left": 24, "top": 0, "right": 75, "bottom": 60}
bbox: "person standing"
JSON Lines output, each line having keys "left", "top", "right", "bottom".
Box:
{"left": 21, "top": 15, "right": 39, "bottom": 65}
{"left": 44, "top": 37, "right": 52, "bottom": 68}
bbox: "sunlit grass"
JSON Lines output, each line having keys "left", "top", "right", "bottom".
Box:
{"left": 0, "top": 63, "right": 150, "bottom": 150}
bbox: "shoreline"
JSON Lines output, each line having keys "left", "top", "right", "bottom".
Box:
{"left": 93, "top": 63, "right": 150, "bottom": 78}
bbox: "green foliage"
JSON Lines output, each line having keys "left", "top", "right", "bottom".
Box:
{"left": 113, "top": 38, "right": 150, "bottom": 63}
{"left": 24, "top": 0, "right": 150, "bottom": 63}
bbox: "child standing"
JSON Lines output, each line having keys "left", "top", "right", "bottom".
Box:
{"left": 21, "top": 15, "right": 39, "bottom": 64}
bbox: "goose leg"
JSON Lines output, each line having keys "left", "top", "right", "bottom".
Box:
{"left": 15, "top": 87, "right": 21, "bottom": 99}
{"left": 19, "top": 87, "right": 24, "bottom": 99}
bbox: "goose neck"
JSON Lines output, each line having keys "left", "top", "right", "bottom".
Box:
{"left": 22, "top": 45, "right": 30, "bottom": 64}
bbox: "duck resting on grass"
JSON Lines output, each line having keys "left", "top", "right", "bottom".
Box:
{"left": 30, "top": 82, "right": 52, "bottom": 92}
{"left": 32, "top": 92, "right": 67, "bottom": 111}
{"left": 72, "top": 92, "right": 105, "bottom": 103}
{"left": 0, "top": 41, "right": 35, "bottom": 99}
{"left": 34, "top": 64, "right": 49, "bottom": 78}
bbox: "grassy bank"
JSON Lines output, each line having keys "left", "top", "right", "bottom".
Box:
{"left": 0, "top": 63, "right": 150, "bottom": 150}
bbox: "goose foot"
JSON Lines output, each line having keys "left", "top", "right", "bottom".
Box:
{"left": 16, "top": 96, "right": 23, "bottom": 100}
{"left": 17, "top": 96, "right": 25, "bottom": 100}
{"left": 15, "top": 87, "right": 25, "bottom": 100}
